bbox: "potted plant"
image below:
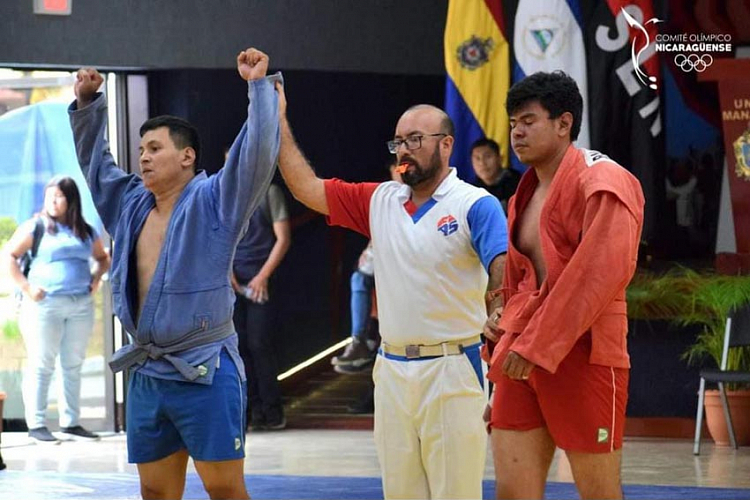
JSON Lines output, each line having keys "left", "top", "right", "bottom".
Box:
{"left": 627, "top": 267, "right": 750, "bottom": 445}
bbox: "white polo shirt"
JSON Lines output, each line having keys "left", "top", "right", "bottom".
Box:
{"left": 325, "top": 168, "right": 508, "bottom": 346}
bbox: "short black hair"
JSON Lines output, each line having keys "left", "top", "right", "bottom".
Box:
{"left": 506, "top": 71, "right": 583, "bottom": 141}
{"left": 140, "top": 115, "right": 201, "bottom": 169}
{"left": 470, "top": 137, "right": 500, "bottom": 155}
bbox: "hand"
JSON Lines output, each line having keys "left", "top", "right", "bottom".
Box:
{"left": 230, "top": 273, "right": 243, "bottom": 294}
{"left": 275, "top": 80, "right": 287, "bottom": 118}
{"left": 502, "top": 351, "right": 535, "bottom": 380}
{"left": 90, "top": 278, "right": 102, "bottom": 294}
{"left": 75, "top": 68, "right": 104, "bottom": 108}
{"left": 237, "top": 48, "right": 269, "bottom": 81}
{"left": 483, "top": 306, "right": 504, "bottom": 343}
{"left": 482, "top": 404, "right": 492, "bottom": 428}
{"left": 247, "top": 274, "right": 269, "bottom": 304}
{"left": 25, "top": 285, "right": 46, "bottom": 302}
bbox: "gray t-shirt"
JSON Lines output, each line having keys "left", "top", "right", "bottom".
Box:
{"left": 266, "top": 184, "right": 289, "bottom": 222}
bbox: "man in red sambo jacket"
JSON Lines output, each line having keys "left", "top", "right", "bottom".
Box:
{"left": 483, "top": 71, "right": 645, "bottom": 500}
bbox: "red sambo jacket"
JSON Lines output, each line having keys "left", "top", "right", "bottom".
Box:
{"left": 485, "top": 145, "right": 645, "bottom": 380}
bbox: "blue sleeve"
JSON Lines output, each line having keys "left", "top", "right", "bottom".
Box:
{"left": 467, "top": 195, "right": 508, "bottom": 271}
{"left": 209, "top": 73, "right": 282, "bottom": 233}
{"left": 69, "top": 94, "right": 142, "bottom": 236}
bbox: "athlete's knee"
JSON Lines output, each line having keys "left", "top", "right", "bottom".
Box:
{"left": 567, "top": 450, "right": 623, "bottom": 500}
{"left": 495, "top": 471, "right": 546, "bottom": 500}
{"left": 575, "top": 479, "right": 623, "bottom": 500}
{"left": 203, "top": 481, "right": 247, "bottom": 500}
{"left": 139, "top": 482, "right": 170, "bottom": 500}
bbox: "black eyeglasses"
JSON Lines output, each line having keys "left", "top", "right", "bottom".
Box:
{"left": 387, "top": 133, "right": 447, "bottom": 154}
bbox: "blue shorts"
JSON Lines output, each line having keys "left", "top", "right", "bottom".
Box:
{"left": 126, "top": 349, "right": 247, "bottom": 463}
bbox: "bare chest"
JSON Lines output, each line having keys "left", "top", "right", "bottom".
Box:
{"left": 515, "top": 187, "right": 548, "bottom": 285}
{"left": 135, "top": 210, "right": 169, "bottom": 317}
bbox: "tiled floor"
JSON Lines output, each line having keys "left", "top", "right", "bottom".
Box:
{"left": 2, "top": 429, "right": 750, "bottom": 489}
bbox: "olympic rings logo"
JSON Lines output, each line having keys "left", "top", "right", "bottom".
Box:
{"left": 674, "top": 54, "right": 714, "bottom": 72}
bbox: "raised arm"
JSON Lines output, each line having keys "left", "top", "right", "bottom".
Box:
{"left": 275, "top": 82, "right": 329, "bottom": 215}
{"left": 69, "top": 68, "right": 141, "bottom": 234}
{"left": 212, "top": 48, "right": 281, "bottom": 231}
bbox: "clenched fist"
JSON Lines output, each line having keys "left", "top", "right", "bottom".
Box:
{"left": 75, "top": 68, "right": 104, "bottom": 109}
{"left": 237, "top": 48, "right": 269, "bottom": 82}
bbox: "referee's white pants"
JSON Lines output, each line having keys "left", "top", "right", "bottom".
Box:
{"left": 373, "top": 352, "right": 487, "bottom": 499}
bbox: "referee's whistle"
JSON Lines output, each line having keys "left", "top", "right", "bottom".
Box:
{"left": 395, "top": 162, "right": 409, "bottom": 174}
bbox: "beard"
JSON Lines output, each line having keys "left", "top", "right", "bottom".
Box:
{"left": 400, "top": 146, "right": 442, "bottom": 188}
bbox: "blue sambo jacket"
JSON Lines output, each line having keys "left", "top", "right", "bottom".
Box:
{"left": 68, "top": 75, "right": 280, "bottom": 384}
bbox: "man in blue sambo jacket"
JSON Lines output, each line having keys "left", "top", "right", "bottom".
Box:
{"left": 69, "top": 48, "right": 280, "bottom": 500}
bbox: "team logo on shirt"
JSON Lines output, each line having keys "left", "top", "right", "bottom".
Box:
{"left": 437, "top": 215, "right": 458, "bottom": 236}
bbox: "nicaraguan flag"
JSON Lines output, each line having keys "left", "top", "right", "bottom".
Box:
{"left": 444, "top": 0, "right": 510, "bottom": 181}
{"left": 512, "top": 0, "right": 590, "bottom": 149}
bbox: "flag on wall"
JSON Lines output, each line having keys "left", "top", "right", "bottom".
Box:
{"left": 444, "top": 0, "right": 510, "bottom": 181}
{"left": 511, "top": 0, "right": 591, "bottom": 148}
{"left": 583, "top": 0, "right": 663, "bottom": 242}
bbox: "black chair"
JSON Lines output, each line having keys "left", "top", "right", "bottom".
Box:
{"left": 693, "top": 303, "right": 750, "bottom": 455}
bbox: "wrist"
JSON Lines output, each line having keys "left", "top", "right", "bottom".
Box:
{"left": 76, "top": 97, "right": 93, "bottom": 110}
{"left": 485, "top": 287, "right": 503, "bottom": 304}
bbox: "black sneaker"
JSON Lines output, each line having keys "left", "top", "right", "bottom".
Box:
{"left": 60, "top": 425, "right": 100, "bottom": 441}
{"left": 247, "top": 418, "right": 266, "bottom": 432}
{"left": 28, "top": 427, "right": 60, "bottom": 445}
{"left": 245, "top": 407, "right": 268, "bottom": 432}
{"left": 331, "top": 338, "right": 375, "bottom": 367}
{"left": 334, "top": 363, "right": 371, "bottom": 375}
{"left": 265, "top": 416, "right": 286, "bottom": 431}
{"left": 347, "top": 394, "right": 374, "bottom": 414}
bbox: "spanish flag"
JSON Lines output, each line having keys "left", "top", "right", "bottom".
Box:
{"left": 444, "top": 0, "right": 510, "bottom": 181}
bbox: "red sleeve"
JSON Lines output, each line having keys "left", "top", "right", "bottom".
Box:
{"left": 510, "top": 191, "right": 642, "bottom": 373}
{"left": 324, "top": 179, "right": 380, "bottom": 237}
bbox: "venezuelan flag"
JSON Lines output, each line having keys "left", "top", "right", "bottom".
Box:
{"left": 445, "top": 0, "right": 510, "bottom": 181}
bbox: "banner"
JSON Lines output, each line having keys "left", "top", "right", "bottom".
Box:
{"left": 701, "top": 60, "right": 750, "bottom": 258}
{"left": 583, "top": 0, "right": 664, "bottom": 242}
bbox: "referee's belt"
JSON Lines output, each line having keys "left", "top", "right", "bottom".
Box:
{"left": 380, "top": 335, "right": 482, "bottom": 360}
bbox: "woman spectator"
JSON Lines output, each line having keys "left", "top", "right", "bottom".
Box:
{"left": 3, "top": 176, "right": 110, "bottom": 444}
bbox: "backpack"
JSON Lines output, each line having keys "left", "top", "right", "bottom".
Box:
{"left": 13, "top": 218, "right": 45, "bottom": 310}
{"left": 18, "top": 218, "right": 45, "bottom": 277}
